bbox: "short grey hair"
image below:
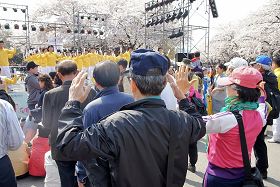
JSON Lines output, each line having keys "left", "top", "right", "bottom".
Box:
{"left": 131, "top": 73, "right": 166, "bottom": 95}
{"left": 257, "top": 63, "right": 271, "bottom": 71}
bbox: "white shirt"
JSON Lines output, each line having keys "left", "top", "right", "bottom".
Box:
{"left": 161, "top": 82, "right": 177, "bottom": 110}
{"left": 0, "top": 99, "right": 24, "bottom": 158}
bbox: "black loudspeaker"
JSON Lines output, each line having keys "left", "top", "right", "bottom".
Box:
{"left": 209, "top": 0, "right": 218, "bottom": 18}
{"left": 175, "top": 53, "right": 188, "bottom": 62}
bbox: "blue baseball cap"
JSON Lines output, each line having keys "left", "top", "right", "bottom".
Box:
{"left": 250, "top": 55, "right": 272, "bottom": 66}
{"left": 130, "top": 49, "right": 169, "bottom": 76}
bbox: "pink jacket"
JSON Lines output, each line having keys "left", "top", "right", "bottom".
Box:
{"left": 203, "top": 103, "right": 267, "bottom": 168}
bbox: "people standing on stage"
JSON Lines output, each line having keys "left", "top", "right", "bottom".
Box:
{"left": 39, "top": 48, "right": 49, "bottom": 74}
{"left": 88, "top": 48, "right": 97, "bottom": 81}
{"left": 46, "top": 45, "right": 60, "bottom": 73}
{"left": 0, "top": 40, "right": 16, "bottom": 78}
{"left": 82, "top": 49, "right": 91, "bottom": 78}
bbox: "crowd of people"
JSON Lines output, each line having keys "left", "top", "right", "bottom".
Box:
{"left": 0, "top": 38, "right": 280, "bottom": 187}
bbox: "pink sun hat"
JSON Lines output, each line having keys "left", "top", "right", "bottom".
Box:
{"left": 218, "top": 66, "right": 263, "bottom": 88}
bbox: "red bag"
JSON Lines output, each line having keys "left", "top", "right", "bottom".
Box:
{"left": 29, "top": 137, "right": 50, "bottom": 176}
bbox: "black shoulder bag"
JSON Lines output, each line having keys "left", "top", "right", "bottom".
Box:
{"left": 232, "top": 112, "right": 264, "bottom": 187}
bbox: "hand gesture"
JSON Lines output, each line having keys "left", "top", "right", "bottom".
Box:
{"left": 167, "top": 65, "right": 196, "bottom": 101}
{"left": 175, "top": 65, "right": 197, "bottom": 94}
{"left": 69, "top": 72, "right": 91, "bottom": 103}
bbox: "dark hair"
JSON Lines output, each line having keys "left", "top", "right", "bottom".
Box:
{"left": 38, "top": 74, "right": 54, "bottom": 91}
{"left": 117, "top": 59, "right": 128, "bottom": 69}
{"left": 188, "top": 53, "right": 194, "bottom": 60}
{"left": 57, "top": 60, "right": 77, "bottom": 76}
{"left": 158, "top": 47, "right": 163, "bottom": 51}
{"left": 54, "top": 74, "right": 62, "bottom": 86}
{"left": 131, "top": 73, "right": 166, "bottom": 95}
{"left": 93, "top": 61, "right": 120, "bottom": 87}
{"left": 217, "top": 63, "right": 227, "bottom": 71}
{"left": 47, "top": 45, "right": 54, "bottom": 50}
{"left": 0, "top": 40, "right": 4, "bottom": 43}
{"left": 49, "top": 72, "right": 57, "bottom": 80}
{"left": 194, "top": 51, "right": 200, "bottom": 58}
{"left": 233, "top": 84, "right": 261, "bottom": 102}
{"left": 272, "top": 56, "right": 280, "bottom": 68}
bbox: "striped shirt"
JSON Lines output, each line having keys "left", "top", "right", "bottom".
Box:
{"left": 0, "top": 99, "right": 24, "bottom": 159}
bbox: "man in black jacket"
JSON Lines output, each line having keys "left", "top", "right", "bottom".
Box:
{"left": 56, "top": 49, "right": 206, "bottom": 187}
{"left": 250, "top": 55, "right": 279, "bottom": 179}
{"left": 42, "top": 60, "right": 96, "bottom": 187}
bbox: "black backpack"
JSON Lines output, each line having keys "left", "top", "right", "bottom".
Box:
{"left": 267, "top": 87, "right": 280, "bottom": 120}
{"left": 188, "top": 92, "right": 208, "bottom": 116}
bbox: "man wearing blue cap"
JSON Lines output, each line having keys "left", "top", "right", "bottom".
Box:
{"left": 250, "top": 55, "right": 279, "bottom": 179}
{"left": 55, "top": 49, "right": 206, "bottom": 187}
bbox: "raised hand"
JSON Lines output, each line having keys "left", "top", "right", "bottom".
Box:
{"left": 167, "top": 65, "right": 197, "bottom": 101}
{"left": 69, "top": 72, "right": 91, "bottom": 103}
{"left": 175, "top": 65, "right": 197, "bottom": 94}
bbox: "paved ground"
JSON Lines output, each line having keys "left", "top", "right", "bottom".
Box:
{"left": 17, "top": 134, "right": 280, "bottom": 187}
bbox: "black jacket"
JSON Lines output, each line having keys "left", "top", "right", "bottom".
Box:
{"left": 263, "top": 70, "right": 279, "bottom": 124}
{"left": 56, "top": 98, "right": 206, "bottom": 187}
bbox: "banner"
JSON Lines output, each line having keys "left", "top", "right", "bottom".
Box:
{"left": 9, "top": 91, "right": 29, "bottom": 119}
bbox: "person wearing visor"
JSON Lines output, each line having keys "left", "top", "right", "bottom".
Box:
{"left": 224, "top": 57, "right": 248, "bottom": 75}
{"left": 203, "top": 66, "right": 269, "bottom": 186}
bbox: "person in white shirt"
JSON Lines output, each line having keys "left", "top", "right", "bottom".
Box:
{"left": 161, "top": 56, "right": 177, "bottom": 110}
{"left": 0, "top": 99, "right": 24, "bottom": 187}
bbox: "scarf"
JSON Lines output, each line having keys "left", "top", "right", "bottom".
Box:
{"left": 220, "top": 96, "right": 259, "bottom": 112}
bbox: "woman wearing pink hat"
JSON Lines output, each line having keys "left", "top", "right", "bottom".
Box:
{"left": 200, "top": 66, "right": 268, "bottom": 186}
{"left": 168, "top": 65, "right": 268, "bottom": 186}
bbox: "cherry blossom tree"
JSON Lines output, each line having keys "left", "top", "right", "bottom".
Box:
{"left": 209, "top": 0, "right": 280, "bottom": 61}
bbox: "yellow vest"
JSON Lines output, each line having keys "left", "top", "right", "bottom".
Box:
{"left": 88, "top": 53, "right": 96, "bottom": 66}
{"left": 40, "top": 53, "right": 48, "bottom": 67}
{"left": 274, "top": 68, "right": 280, "bottom": 90}
{"left": 46, "top": 52, "right": 59, "bottom": 66}
{"left": 73, "top": 56, "right": 83, "bottom": 70}
{"left": 0, "top": 48, "right": 16, "bottom": 66}
{"left": 82, "top": 54, "right": 91, "bottom": 68}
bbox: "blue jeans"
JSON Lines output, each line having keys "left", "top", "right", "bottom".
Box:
{"left": 0, "top": 155, "right": 17, "bottom": 187}
{"left": 203, "top": 172, "right": 244, "bottom": 187}
{"left": 55, "top": 160, "right": 78, "bottom": 187}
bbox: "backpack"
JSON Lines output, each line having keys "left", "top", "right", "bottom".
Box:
{"left": 188, "top": 92, "right": 208, "bottom": 116}
{"left": 264, "top": 71, "right": 280, "bottom": 120}
{"left": 267, "top": 87, "right": 280, "bottom": 119}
